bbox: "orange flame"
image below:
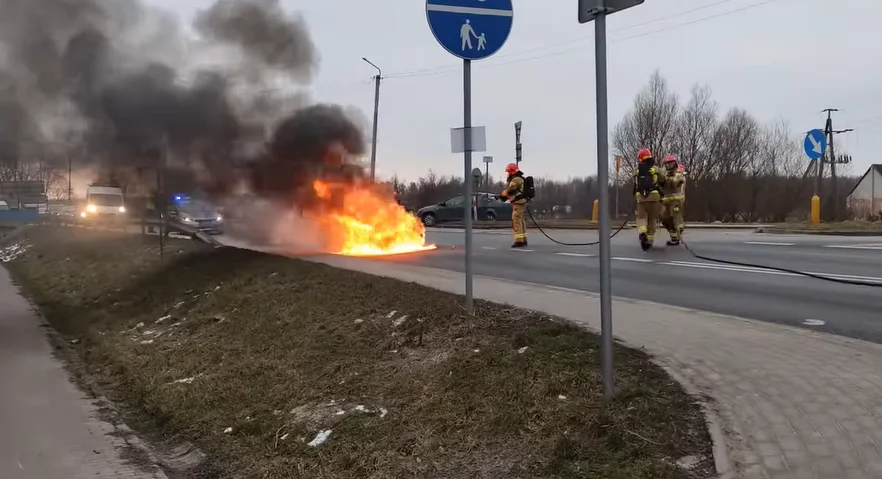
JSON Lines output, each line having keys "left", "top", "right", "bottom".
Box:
{"left": 310, "top": 180, "right": 436, "bottom": 256}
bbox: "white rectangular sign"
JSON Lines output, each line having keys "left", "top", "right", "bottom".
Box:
{"left": 450, "top": 126, "right": 487, "bottom": 153}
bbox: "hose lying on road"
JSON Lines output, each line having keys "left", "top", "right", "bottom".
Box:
{"left": 525, "top": 201, "right": 882, "bottom": 288}
{"left": 680, "top": 240, "right": 882, "bottom": 288}
{"left": 525, "top": 205, "right": 631, "bottom": 246}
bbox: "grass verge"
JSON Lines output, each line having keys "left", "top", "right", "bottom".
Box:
{"left": 760, "top": 220, "right": 882, "bottom": 234}
{"left": 2, "top": 226, "right": 713, "bottom": 479}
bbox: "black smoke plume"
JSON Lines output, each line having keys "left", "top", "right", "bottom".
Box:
{"left": 0, "top": 0, "right": 366, "bottom": 203}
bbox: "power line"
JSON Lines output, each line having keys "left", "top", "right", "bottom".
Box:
{"left": 386, "top": 0, "right": 786, "bottom": 80}
{"left": 390, "top": 0, "right": 741, "bottom": 78}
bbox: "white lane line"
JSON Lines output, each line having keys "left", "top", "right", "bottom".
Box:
{"left": 663, "top": 260, "right": 882, "bottom": 283}
{"left": 482, "top": 246, "right": 497, "bottom": 250}
{"left": 426, "top": 4, "right": 513, "bottom": 16}
{"left": 803, "top": 319, "right": 826, "bottom": 326}
{"left": 512, "top": 249, "right": 534, "bottom": 252}
{"left": 824, "top": 244, "right": 882, "bottom": 250}
{"left": 612, "top": 257, "right": 654, "bottom": 263}
{"left": 555, "top": 252, "right": 596, "bottom": 257}
{"left": 745, "top": 241, "right": 795, "bottom": 246}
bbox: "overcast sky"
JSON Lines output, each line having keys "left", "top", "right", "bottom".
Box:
{"left": 150, "top": 0, "right": 882, "bottom": 182}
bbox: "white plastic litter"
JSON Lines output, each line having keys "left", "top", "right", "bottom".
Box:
{"left": 307, "top": 429, "right": 332, "bottom": 447}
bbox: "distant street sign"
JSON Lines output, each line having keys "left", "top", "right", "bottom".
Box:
{"left": 579, "top": 0, "right": 645, "bottom": 23}
{"left": 450, "top": 126, "right": 487, "bottom": 153}
{"left": 426, "top": 0, "right": 513, "bottom": 60}
{"left": 804, "top": 129, "right": 827, "bottom": 160}
{"left": 482, "top": 155, "right": 493, "bottom": 164}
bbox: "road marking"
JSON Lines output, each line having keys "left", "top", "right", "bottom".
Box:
{"left": 802, "top": 319, "right": 825, "bottom": 326}
{"left": 555, "top": 252, "right": 596, "bottom": 257}
{"left": 824, "top": 244, "right": 882, "bottom": 250}
{"left": 663, "top": 260, "right": 882, "bottom": 283}
{"left": 482, "top": 246, "right": 497, "bottom": 250}
{"left": 745, "top": 241, "right": 795, "bottom": 246}
{"left": 612, "top": 257, "right": 654, "bottom": 263}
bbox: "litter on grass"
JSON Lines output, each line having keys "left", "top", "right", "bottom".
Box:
{"left": 307, "top": 429, "right": 332, "bottom": 447}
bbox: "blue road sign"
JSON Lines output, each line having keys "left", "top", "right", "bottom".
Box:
{"left": 426, "top": 0, "right": 513, "bottom": 61}
{"left": 803, "top": 129, "right": 827, "bottom": 160}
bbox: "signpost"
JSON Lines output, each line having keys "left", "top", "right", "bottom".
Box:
{"left": 804, "top": 129, "right": 827, "bottom": 160}
{"left": 427, "top": 0, "right": 513, "bottom": 314}
{"left": 578, "top": 0, "right": 644, "bottom": 400}
{"left": 482, "top": 156, "right": 493, "bottom": 189}
{"left": 514, "top": 121, "right": 522, "bottom": 165}
{"left": 804, "top": 128, "right": 827, "bottom": 199}
{"left": 471, "top": 167, "right": 483, "bottom": 220}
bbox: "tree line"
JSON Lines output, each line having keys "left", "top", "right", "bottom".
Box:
{"left": 393, "top": 72, "right": 859, "bottom": 222}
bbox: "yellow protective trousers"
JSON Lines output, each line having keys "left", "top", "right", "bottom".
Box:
{"left": 662, "top": 198, "right": 684, "bottom": 239}
{"left": 511, "top": 202, "right": 527, "bottom": 244}
{"left": 636, "top": 199, "right": 661, "bottom": 242}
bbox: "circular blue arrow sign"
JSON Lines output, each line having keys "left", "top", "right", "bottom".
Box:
{"left": 426, "top": 0, "right": 513, "bottom": 61}
{"left": 803, "top": 129, "right": 827, "bottom": 160}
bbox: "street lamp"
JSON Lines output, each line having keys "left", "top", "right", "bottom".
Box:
{"left": 362, "top": 57, "right": 382, "bottom": 182}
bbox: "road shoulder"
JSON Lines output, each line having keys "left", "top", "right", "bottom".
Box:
{"left": 315, "top": 255, "right": 882, "bottom": 479}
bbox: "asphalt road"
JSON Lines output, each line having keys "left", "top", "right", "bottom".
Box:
{"left": 350, "top": 228, "right": 882, "bottom": 343}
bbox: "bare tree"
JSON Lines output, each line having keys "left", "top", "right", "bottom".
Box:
{"left": 612, "top": 70, "right": 679, "bottom": 174}
{"left": 671, "top": 84, "right": 717, "bottom": 179}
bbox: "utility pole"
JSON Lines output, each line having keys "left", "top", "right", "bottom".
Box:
{"left": 363, "top": 58, "right": 382, "bottom": 182}
{"left": 67, "top": 153, "right": 72, "bottom": 202}
{"left": 821, "top": 108, "right": 852, "bottom": 220}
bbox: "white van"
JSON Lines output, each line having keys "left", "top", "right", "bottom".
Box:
{"left": 81, "top": 186, "right": 126, "bottom": 221}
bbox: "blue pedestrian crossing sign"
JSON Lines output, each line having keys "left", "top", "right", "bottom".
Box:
{"left": 803, "top": 129, "right": 827, "bottom": 160}
{"left": 426, "top": 0, "right": 513, "bottom": 61}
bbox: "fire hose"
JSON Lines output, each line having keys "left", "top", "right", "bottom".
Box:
{"left": 524, "top": 202, "right": 882, "bottom": 287}
{"left": 525, "top": 205, "right": 631, "bottom": 246}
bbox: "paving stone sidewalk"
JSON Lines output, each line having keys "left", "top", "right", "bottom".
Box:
{"left": 321, "top": 257, "right": 882, "bottom": 479}
{"left": 0, "top": 266, "right": 165, "bottom": 479}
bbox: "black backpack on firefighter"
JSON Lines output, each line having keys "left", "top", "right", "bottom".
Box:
{"left": 634, "top": 160, "right": 661, "bottom": 198}
{"left": 523, "top": 175, "right": 535, "bottom": 201}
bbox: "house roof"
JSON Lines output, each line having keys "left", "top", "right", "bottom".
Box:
{"left": 848, "top": 164, "right": 882, "bottom": 198}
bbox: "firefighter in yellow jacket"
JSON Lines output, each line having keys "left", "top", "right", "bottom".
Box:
{"left": 660, "top": 155, "right": 686, "bottom": 245}
{"left": 633, "top": 148, "right": 662, "bottom": 250}
{"left": 500, "top": 162, "right": 528, "bottom": 248}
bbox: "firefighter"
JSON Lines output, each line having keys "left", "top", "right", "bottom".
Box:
{"left": 500, "top": 162, "right": 528, "bottom": 248}
{"left": 660, "top": 155, "right": 686, "bottom": 245}
{"left": 633, "top": 148, "right": 662, "bottom": 250}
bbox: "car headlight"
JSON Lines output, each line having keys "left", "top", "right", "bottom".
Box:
{"left": 86, "top": 204, "right": 97, "bottom": 213}
{"left": 182, "top": 216, "right": 194, "bottom": 223}
{"left": 118, "top": 206, "right": 126, "bottom": 213}
{"left": 80, "top": 212, "right": 87, "bottom": 218}
{"left": 216, "top": 215, "right": 223, "bottom": 222}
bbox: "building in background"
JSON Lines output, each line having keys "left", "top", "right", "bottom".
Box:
{"left": 0, "top": 181, "right": 48, "bottom": 214}
{"left": 846, "top": 165, "right": 882, "bottom": 220}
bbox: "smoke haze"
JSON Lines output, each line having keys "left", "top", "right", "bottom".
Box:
{"left": 0, "top": 0, "right": 367, "bottom": 206}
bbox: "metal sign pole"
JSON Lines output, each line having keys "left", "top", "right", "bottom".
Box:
{"left": 594, "top": 10, "right": 615, "bottom": 401}
{"left": 463, "top": 59, "right": 474, "bottom": 314}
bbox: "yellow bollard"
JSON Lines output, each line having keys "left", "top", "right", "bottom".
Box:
{"left": 810, "top": 195, "right": 821, "bottom": 224}
{"left": 592, "top": 199, "right": 600, "bottom": 223}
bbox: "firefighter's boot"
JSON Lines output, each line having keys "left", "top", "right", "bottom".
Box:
{"left": 666, "top": 238, "right": 680, "bottom": 246}
{"left": 511, "top": 241, "right": 526, "bottom": 249}
{"left": 639, "top": 233, "right": 652, "bottom": 251}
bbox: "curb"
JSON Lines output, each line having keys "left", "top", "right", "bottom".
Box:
{"left": 661, "top": 364, "right": 735, "bottom": 479}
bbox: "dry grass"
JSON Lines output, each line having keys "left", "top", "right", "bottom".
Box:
{"left": 4, "top": 226, "right": 713, "bottom": 479}
{"left": 767, "top": 220, "right": 882, "bottom": 233}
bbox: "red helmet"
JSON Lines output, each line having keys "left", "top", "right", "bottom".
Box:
{"left": 637, "top": 148, "right": 652, "bottom": 162}
{"left": 504, "top": 163, "right": 519, "bottom": 175}
{"left": 664, "top": 155, "right": 677, "bottom": 164}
